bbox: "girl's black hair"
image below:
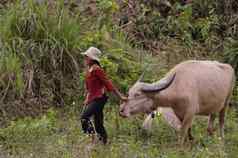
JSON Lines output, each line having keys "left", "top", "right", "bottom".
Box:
{"left": 91, "top": 60, "right": 101, "bottom": 67}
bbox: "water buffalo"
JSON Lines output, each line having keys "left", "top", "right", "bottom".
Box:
{"left": 120, "top": 60, "right": 235, "bottom": 144}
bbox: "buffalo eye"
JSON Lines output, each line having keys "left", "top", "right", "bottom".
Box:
{"left": 134, "top": 93, "right": 140, "bottom": 98}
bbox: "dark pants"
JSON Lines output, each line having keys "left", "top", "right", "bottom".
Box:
{"left": 81, "top": 95, "right": 108, "bottom": 143}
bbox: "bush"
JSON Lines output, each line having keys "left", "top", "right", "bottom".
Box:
{"left": 0, "top": 0, "right": 145, "bottom": 121}
{"left": 224, "top": 38, "right": 238, "bottom": 78}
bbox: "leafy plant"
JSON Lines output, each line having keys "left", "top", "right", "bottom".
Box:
{"left": 224, "top": 38, "right": 238, "bottom": 77}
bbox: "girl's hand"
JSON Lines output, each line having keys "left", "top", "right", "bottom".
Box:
{"left": 83, "top": 99, "right": 89, "bottom": 105}
{"left": 84, "top": 93, "right": 89, "bottom": 105}
{"left": 113, "top": 89, "right": 128, "bottom": 102}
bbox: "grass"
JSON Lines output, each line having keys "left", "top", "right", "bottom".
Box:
{"left": 0, "top": 105, "right": 237, "bottom": 158}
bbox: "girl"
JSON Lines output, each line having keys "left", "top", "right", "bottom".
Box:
{"left": 81, "top": 47, "right": 127, "bottom": 144}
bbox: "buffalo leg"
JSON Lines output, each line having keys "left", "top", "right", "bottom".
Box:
{"left": 207, "top": 114, "right": 216, "bottom": 135}
{"left": 180, "top": 114, "right": 193, "bottom": 145}
{"left": 188, "top": 128, "right": 194, "bottom": 141}
{"left": 219, "top": 93, "right": 232, "bottom": 139}
{"left": 219, "top": 107, "right": 226, "bottom": 138}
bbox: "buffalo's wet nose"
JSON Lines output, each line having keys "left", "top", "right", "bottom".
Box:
{"left": 120, "top": 109, "right": 124, "bottom": 113}
{"left": 119, "top": 111, "right": 127, "bottom": 118}
{"left": 119, "top": 108, "right": 126, "bottom": 117}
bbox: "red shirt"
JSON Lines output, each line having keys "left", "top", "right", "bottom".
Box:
{"left": 85, "top": 66, "right": 115, "bottom": 104}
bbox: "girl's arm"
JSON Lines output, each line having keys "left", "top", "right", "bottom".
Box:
{"left": 93, "top": 66, "right": 127, "bottom": 101}
{"left": 112, "top": 88, "right": 128, "bottom": 102}
{"left": 83, "top": 93, "right": 89, "bottom": 105}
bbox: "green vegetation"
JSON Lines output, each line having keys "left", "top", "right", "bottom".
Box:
{"left": 0, "top": 0, "right": 238, "bottom": 157}
{"left": 0, "top": 107, "right": 238, "bottom": 158}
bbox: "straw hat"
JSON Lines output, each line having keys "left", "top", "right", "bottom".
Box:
{"left": 81, "top": 47, "right": 102, "bottom": 62}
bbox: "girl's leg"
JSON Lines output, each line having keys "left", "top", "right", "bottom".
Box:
{"left": 94, "top": 109, "right": 107, "bottom": 144}
{"left": 94, "top": 96, "right": 108, "bottom": 144}
{"left": 81, "top": 102, "right": 98, "bottom": 134}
